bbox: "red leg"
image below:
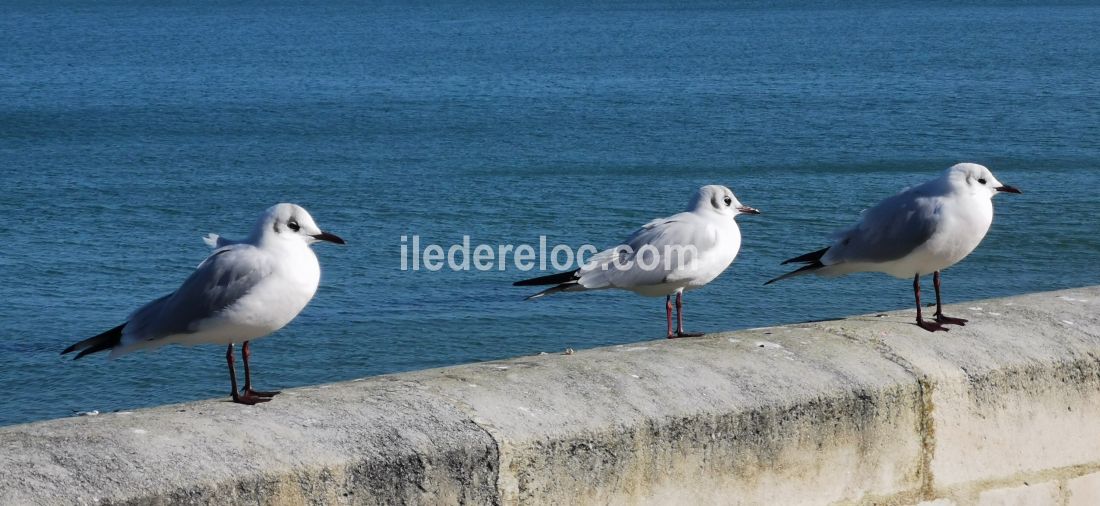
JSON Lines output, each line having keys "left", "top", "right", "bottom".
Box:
{"left": 933, "top": 271, "right": 968, "bottom": 326}
{"left": 665, "top": 295, "right": 674, "bottom": 338}
{"left": 227, "top": 344, "right": 239, "bottom": 397}
{"left": 242, "top": 341, "right": 280, "bottom": 398}
{"left": 228, "top": 343, "right": 272, "bottom": 405}
{"left": 674, "top": 292, "right": 704, "bottom": 338}
{"left": 914, "top": 274, "right": 947, "bottom": 332}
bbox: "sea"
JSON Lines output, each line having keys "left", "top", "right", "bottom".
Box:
{"left": 2, "top": 1, "right": 1098, "bottom": 427}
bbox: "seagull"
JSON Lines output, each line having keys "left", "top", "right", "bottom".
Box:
{"left": 514, "top": 185, "right": 759, "bottom": 338}
{"left": 61, "top": 203, "right": 346, "bottom": 405}
{"left": 766, "top": 163, "right": 1020, "bottom": 332}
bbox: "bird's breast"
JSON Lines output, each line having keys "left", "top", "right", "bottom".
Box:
{"left": 917, "top": 196, "right": 994, "bottom": 272}
{"left": 224, "top": 248, "right": 321, "bottom": 334}
{"left": 682, "top": 222, "right": 742, "bottom": 288}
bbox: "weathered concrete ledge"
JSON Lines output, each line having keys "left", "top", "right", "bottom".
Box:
{"left": 3, "top": 286, "right": 1100, "bottom": 505}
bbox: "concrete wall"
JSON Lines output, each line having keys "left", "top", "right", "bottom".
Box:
{"left": 3, "top": 286, "right": 1100, "bottom": 505}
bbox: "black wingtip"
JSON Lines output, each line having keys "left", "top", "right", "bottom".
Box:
{"left": 62, "top": 323, "right": 125, "bottom": 360}
{"left": 780, "top": 246, "right": 829, "bottom": 265}
{"left": 513, "top": 269, "right": 580, "bottom": 287}
{"left": 765, "top": 261, "right": 825, "bottom": 285}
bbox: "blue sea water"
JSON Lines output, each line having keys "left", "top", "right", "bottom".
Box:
{"left": 1, "top": 1, "right": 1098, "bottom": 427}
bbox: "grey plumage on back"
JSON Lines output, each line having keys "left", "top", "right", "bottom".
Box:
{"left": 824, "top": 188, "right": 940, "bottom": 264}
{"left": 123, "top": 246, "right": 274, "bottom": 345}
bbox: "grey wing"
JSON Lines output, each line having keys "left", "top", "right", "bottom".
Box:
{"left": 825, "top": 189, "right": 941, "bottom": 264}
{"left": 123, "top": 246, "right": 274, "bottom": 343}
{"left": 624, "top": 214, "right": 717, "bottom": 260}
{"left": 579, "top": 214, "right": 716, "bottom": 289}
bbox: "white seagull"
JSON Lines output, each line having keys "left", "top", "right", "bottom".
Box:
{"left": 766, "top": 163, "right": 1020, "bottom": 332}
{"left": 62, "top": 203, "right": 345, "bottom": 404}
{"left": 515, "top": 185, "right": 759, "bottom": 338}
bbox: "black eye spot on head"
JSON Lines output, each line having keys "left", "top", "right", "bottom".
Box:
{"left": 287, "top": 218, "right": 300, "bottom": 232}
{"left": 723, "top": 196, "right": 732, "bottom": 206}
{"left": 977, "top": 178, "right": 987, "bottom": 185}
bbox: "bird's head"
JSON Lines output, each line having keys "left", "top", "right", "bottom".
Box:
{"left": 256, "top": 203, "right": 345, "bottom": 246}
{"left": 689, "top": 185, "right": 760, "bottom": 219}
{"left": 946, "top": 163, "right": 1021, "bottom": 198}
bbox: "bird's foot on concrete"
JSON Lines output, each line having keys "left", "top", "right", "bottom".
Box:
{"left": 916, "top": 318, "right": 949, "bottom": 332}
{"left": 232, "top": 390, "right": 275, "bottom": 405}
{"left": 669, "top": 331, "right": 705, "bottom": 339}
{"left": 244, "top": 388, "right": 281, "bottom": 398}
{"left": 935, "top": 313, "right": 968, "bottom": 326}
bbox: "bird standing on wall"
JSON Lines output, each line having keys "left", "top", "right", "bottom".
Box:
{"left": 515, "top": 185, "right": 760, "bottom": 338}
{"left": 766, "top": 163, "right": 1020, "bottom": 331}
{"left": 62, "top": 203, "right": 346, "bottom": 404}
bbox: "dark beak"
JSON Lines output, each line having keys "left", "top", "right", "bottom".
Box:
{"left": 737, "top": 205, "right": 761, "bottom": 215}
{"left": 995, "top": 185, "right": 1022, "bottom": 194}
{"left": 312, "top": 231, "right": 346, "bottom": 244}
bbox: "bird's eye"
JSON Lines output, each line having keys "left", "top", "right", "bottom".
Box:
{"left": 723, "top": 196, "right": 732, "bottom": 206}
{"left": 287, "top": 219, "right": 300, "bottom": 232}
{"left": 977, "top": 178, "right": 987, "bottom": 185}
